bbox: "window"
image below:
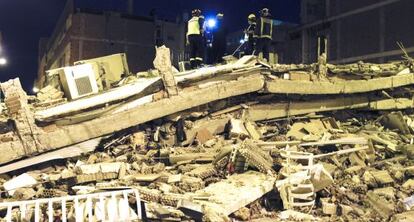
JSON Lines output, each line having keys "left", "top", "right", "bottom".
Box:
{"left": 317, "top": 35, "right": 328, "bottom": 57}
{"left": 306, "top": 0, "right": 326, "bottom": 18}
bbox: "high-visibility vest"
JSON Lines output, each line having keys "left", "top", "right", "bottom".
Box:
{"left": 187, "top": 16, "right": 201, "bottom": 36}
{"left": 260, "top": 17, "right": 273, "bottom": 39}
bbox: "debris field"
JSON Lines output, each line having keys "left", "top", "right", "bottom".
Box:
{"left": 1, "top": 48, "right": 414, "bottom": 221}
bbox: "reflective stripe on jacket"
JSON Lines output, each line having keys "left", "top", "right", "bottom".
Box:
{"left": 256, "top": 17, "right": 273, "bottom": 39}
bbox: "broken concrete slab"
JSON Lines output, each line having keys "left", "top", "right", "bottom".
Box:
{"left": 3, "top": 53, "right": 414, "bottom": 221}
{"left": 310, "top": 164, "right": 334, "bottom": 192}
{"left": 194, "top": 171, "right": 275, "bottom": 218}
{"left": 321, "top": 198, "right": 337, "bottom": 216}
{"left": 3, "top": 173, "right": 37, "bottom": 196}
{"left": 264, "top": 73, "right": 414, "bottom": 95}
{"left": 380, "top": 111, "right": 411, "bottom": 134}
{"left": 366, "top": 191, "right": 395, "bottom": 219}
{"left": 391, "top": 211, "right": 414, "bottom": 222}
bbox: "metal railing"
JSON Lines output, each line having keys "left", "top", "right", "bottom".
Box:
{"left": 0, "top": 189, "right": 142, "bottom": 222}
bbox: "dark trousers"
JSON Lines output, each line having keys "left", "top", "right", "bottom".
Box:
{"left": 246, "top": 37, "right": 256, "bottom": 55}
{"left": 188, "top": 34, "right": 203, "bottom": 69}
{"left": 255, "top": 37, "right": 271, "bottom": 61}
{"left": 212, "top": 37, "right": 226, "bottom": 64}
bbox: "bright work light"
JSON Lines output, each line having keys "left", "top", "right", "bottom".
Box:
{"left": 206, "top": 18, "right": 217, "bottom": 29}
{"left": 0, "top": 57, "right": 7, "bottom": 66}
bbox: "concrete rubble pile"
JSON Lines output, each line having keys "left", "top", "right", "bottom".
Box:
{"left": 1, "top": 47, "right": 414, "bottom": 221}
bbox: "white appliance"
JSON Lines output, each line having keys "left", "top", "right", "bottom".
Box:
{"left": 74, "top": 53, "right": 129, "bottom": 88}
{"left": 59, "top": 63, "right": 99, "bottom": 100}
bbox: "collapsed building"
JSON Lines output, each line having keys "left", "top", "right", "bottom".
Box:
{"left": 1, "top": 46, "right": 414, "bottom": 221}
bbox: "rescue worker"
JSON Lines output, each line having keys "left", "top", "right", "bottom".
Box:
{"left": 211, "top": 13, "right": 227, "bottom": 64}
{"left": 254, "top": 8, "right": 273, "bottom": 62}
{"left": 245, "top": 14, "right": 257, "bottom": 55}
{"left": 187, "top": 9, "right": 205, "bottom": 69}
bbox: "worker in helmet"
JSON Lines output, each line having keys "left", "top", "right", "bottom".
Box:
{"left": 245, "top": 14, "right": 257, "bottom": 55}
{"left": 254, "top": 8, "right": 274, "bottom": 62}
{"left": 187, "top": 9, "right": 205, "bottom": 69}
{"left": 211, "top": 13, "right": 227, "bottom": 64}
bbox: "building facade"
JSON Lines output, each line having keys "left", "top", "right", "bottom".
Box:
{"left": 293, "top": 0, "right": 414, "bottom": 64}
{"left": 37, "top": 0, "right": 186, "bottom": 87}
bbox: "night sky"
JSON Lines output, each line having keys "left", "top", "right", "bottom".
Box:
{"left": 0, "top": 0, "right": 300, "bottom": 91}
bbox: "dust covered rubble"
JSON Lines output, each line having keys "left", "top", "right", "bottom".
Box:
{"left": 1, "top": 110, "right": 414, "bottom": 221}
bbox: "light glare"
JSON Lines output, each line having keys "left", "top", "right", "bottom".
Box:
{"left": 0, "top": 57, "right": 7, "bottom": 66}
{"left": 207, "top": 18, "right": 217, "bottom": 29}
